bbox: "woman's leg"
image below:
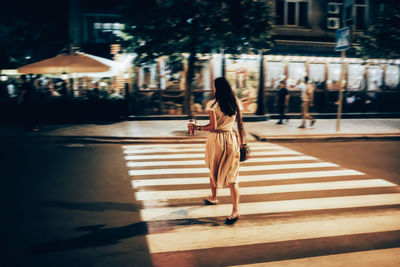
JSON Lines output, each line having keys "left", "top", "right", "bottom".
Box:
{"left": 229, "top": 183, "right": 240, "bottom": 216}
{"left": 209, "top": 177, "right": 217, "bottom": 200}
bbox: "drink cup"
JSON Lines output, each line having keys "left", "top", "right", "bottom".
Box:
{"left": 187, "top": 119, "right": 195, "bottom": 135}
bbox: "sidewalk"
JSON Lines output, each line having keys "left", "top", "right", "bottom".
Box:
{"left": 1, "top": 118, "right": 399, "bottom": 143}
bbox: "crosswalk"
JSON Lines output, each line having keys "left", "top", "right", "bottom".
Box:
{"left": 123, "top": 142, "right": 400, "bottom": 266}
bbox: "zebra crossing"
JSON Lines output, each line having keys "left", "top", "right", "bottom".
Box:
{"left": 123, "top": 142, "right": 400, "bottom": 266}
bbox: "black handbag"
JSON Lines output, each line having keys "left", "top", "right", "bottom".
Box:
{"left": 236, "top": 105, "right": 249, "bottom": 162}
{"left": 240, "top": 144, "right": 250, "bottom": 162}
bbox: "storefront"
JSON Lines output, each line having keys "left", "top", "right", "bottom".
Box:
{"left": 133, "top": 54, "right": 400, "bottom": 115}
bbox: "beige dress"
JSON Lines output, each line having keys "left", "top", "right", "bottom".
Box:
{"left": 205, "top": 100, "right": 240, "bottom": 188}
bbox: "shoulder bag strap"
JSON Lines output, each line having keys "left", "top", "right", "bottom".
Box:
{"left": 236, "top": 106, "right": 245, "bottom": 146}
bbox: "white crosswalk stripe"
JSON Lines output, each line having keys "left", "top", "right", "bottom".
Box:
{"left": 140, "top": 193, "right": 400, "bottom": 221}
{"left": 131, "top": 169, "right": 365, "bottom": 187}
{"left": 122, "top": 142, "right": 400, "bottom": 265}
{"left": 135, "top": 179, "right": 396, "bottom": 201}
{"left": 146, "top": 211, "right": 400, "bottom": 253}
{"left": 126, "top": 155, "right": 317, "bottom": 167}
{"left": 123, "top": 142, "right": 283, "bottom": 150}
{"left": 129, "top": 162, "right": 338, "bottom": 176}
{"left": 229, "top": 248, "right": 400, "bottom": 267}
{"left": 123, "top": 145, "right": 281, "bottom": 154}
{"left": 124, "top": 149, "right": 302, "bottom": 160}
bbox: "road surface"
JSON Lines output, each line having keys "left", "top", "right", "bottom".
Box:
{"left": 1, "top": 140, "right": 399, "bottom": 267}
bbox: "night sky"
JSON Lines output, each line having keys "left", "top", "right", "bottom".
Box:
{"left": 0, "top": 0, "right": 124, "bottom": 67}
{"left": 0, "top": 0, "right": 69, "bottom": 38}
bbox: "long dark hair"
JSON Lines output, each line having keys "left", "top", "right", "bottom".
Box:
{"left": 213, "top": 77, "right": 239, "bottom": 117}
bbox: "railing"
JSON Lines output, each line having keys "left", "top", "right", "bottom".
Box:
{"left": 264, "top": 90, "right": 400, "bottom": 114}
{"left": 1, "top": 90, "right": 399, "bottom": 124}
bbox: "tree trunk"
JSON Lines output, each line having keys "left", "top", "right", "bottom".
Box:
{"left": 256, "top": 51, "right": 265, "bottom": 115}
{"left": 184, "top": 51, "right": 196, "bottom": 117}
{"left": 157, "top": 59, "right": 163, "bottom": 114}
{"left": 221, "top": 49, "right": 226, "bottom": 77}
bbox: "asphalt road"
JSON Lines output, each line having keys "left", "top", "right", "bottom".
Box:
{"left": 1, "top": 140, "right": 399, "bottom": 267}
{"left": 1, "top": 142, "right": 152, "bottom": 267}
{"left": 278, "top": 141, "right": 400, "bottom": 185}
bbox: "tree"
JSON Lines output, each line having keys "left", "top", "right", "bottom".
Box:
{"left": 0, "top": 0, "right": 69, "bottom": 68}
{"left": 119, "top": 0, "right": 274, "bottom": 116}
{"left": 0, "top": 19, "right": 45, "bottom": 67}
{"left": 354, "top": 2, "right": 400, "bottom": 59}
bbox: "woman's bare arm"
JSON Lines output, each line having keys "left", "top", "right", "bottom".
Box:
{"left": 193, "top": 110, "right": 216, "bottom": 132}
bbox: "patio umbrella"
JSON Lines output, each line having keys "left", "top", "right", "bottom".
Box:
{"left": 17, "top": 52, "right": 111, "bottom": 74}
{"left": 71, "top": 53, "right": 134, "bottom": 78}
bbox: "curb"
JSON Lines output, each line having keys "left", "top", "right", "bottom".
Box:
{"left": 128, "top": 113, "right": 400, "bottom": 120}
{"left": 0, "top": 135, "right": 207, "bottom": 144}
{"left": 129, "top": 114, "right": 269, "bottom": 122}
{"left": 1, "top": 132, "right": 400, "bottom": 144}
{"left": 251, "top": 133, "right": 400, "bottom": 142}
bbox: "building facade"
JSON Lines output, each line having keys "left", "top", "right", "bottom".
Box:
{"left": 68, "top": 0, "right": 400, "bottom": 116}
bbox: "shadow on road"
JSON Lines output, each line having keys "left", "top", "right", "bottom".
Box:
{"left": 39, "top": 200, "right": 140, "bottom": 212}
{"left": 27, "top": 217, "right": 224, "bottom": 254}
{"left": 28, "top": 222, "right": 148, "bottom": 254}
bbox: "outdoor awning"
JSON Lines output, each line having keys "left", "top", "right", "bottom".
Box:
{"left": 17, "top": 52, "right": 111, "bottom": 74}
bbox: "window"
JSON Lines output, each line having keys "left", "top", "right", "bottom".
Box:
{"left": 84, "top": 13, "right": 123, "bottom": 43}
{"left": 346, "top": 0, "right": 367, "bottom": 30}
{"left": 276, "top": 0, "right": 284, "bottom": 25}
{"left": 138, "top": 64, "right": 158, "bottom": 90}
{"left": 367, "top": 66, "right": 383, "bottom": 90}
{"left": 309, "top": 64, "right": 325, "bottom": 83}
{"left": 225, "top": 56, "right": 259, "bottom": 113}
{"left": 328, "top": 63, "right": 342, "bottom": 89}
{"left": 385, "top": 65, "right": 400, "bottom": 88}
{"left": 348, "top": 64, "right": 365, "bottom": 90}
{"left": 288, "top": 62, "right": 306, "bottom": 87}
{"left": 355, "top": 5, "right": 366, "bottom": 30}
{"left": 266, "top": 61, "right": 285, "bottom": 89}
{"left": 327, "top": 1, "right": 343, "bottom": 30}
{"left": 298, "top": 2, "right": 308, "bottom": 26}
{"left": 276, "top": 0, "right": 309, "bottom": 27}
{"left": 91, "top": 22, "right": 124, "bottom": 43}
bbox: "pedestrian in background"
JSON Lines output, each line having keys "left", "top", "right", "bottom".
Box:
{"left": 276, "top": 80, "right": 290, "bottom": 124}
{"left": 188, "top": 77, "right": 246, "bottom": 224}
{"left": 18, "top": 75, "right": 40, "bottom": 131}
{"left": 299, "top": 76, "right": 316, "bottom": 128}
{"left": 7, "top": 80, "right": 17, "bottom": 98}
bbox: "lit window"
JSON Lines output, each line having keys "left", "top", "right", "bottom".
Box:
{"left": 103, "top": 23, "right": 112, "bottom": 30}
{"left": 347, "top": 64, "right": 365, "bottom": 90}
{"left": 367, "top": 65, "right": 383, "bottom": 90}
{"left": 113, "top": 23, "right": 121, "bottom": 30}
{"left": 94, "top": 23, "right": 102, "bottom": 29}
{"left": 288, "top": 62, "right": 306, "bottom": 87}
{"left": 385, "top": 65, "right": 400, "bottom": 88}
{"left": 328, "top": 63, "right": 342, "bottom": 88}
{"left": 309, "top": 64, "right": 325, "bottom": 83}
{"left": 266, "top": 61, "right": 285, "bottom": 88}
{"left": 275, "top": 0, "right": 309, "bottom": 27}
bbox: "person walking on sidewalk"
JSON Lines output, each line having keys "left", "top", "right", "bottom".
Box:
{"left": 299, "top": 76, "right": 316, "bottom": 128}
{"left": 276, "top": 80, "right": 290, "bottom": 124}
{"left": 18, "top": 75, "right": 40, "bottom": 132}
{"left": 188, "top": 77, "right": 246, "bottom": 224}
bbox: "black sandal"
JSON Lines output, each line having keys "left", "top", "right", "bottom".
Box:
{"left": 225, "top": 214, "right": 240, "bottom": 224}
{"left": 204, "top": 196, "right": 218, "bottom": 205}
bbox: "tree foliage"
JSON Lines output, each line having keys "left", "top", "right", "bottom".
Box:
{"left": 0, "top": 19, "right": 44, "bottom": 67}
{"left": 0, "top": 0, "right": 69, "bottom": 68}
{"left": 119, "top": 0, "right": 275, "bottom": 114}
{"left": 354, "top": 2, "right": 400, "bottom": 59}
{"left": 119, "top": 0, "right": 275, "bottom": 63}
